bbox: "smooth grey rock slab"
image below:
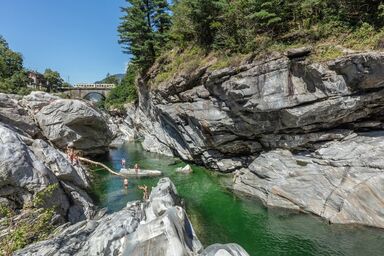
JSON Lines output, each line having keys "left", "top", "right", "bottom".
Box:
{"left": 201, "top": 243, "right": 250, "bottom": 256}
{"left": 176, "top": 164, "right": 193, "bottom": 174}
{"left": 0, "top": 93, "right": 40, "bottom": 137}
{"left": 15, "top": 178, "right": 249, "bottom": 256}
{"left": 234, "top": 132, "right": 384, "bottom": 228}
{"left": 0, "top": 124, "right": 71, "bottom": 220}
{"left": 35, "top": 99, "right": 113, "bottom": 155}
{"left": 21, "top": 91, "right": 60, "bottom": 112}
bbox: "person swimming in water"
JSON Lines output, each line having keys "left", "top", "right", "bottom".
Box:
{"left": 123, "top": 178, "right": 129, "bottom": 188}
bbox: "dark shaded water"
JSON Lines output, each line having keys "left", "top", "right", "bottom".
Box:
{"left": 90, "top": 143, "right": 384, "bottom": 256}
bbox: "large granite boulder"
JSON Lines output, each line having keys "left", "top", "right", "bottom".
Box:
{"left": 21, "top": 91, "right": 60, "bottom": 112}
{"left": 15, "top": 178, "right": 249, "bottom": 256}
{"left": 0, "top": 124, "right": 69, "bottom": 215}
{"left": 0, "top": 124, "right": 95, "bottom": 223}
{"left": 233, "top": 132, "right": 384, "bottom": 228}
{"left": 0, "top": 93, "right": 40, "bottom": 137}
{"left": 35, "top": 99, "right": 113, "bottom": 155}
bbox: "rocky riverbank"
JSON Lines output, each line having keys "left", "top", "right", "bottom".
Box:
{"left": 0, "top": 92, "right": 111, "bottom": 225}
{"left": 15, "top": 178, "right": 249, "bottom": 256}
{"left": 121, "top": 50, "right": 384, "bottom": 228}
{"left": 0, "top": 91, "right": 248, "bottom": 255}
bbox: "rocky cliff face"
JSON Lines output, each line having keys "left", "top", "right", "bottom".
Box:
{"left": 15, "top": 178, "right": 249, "bottom": 256}
{"left": 0, "top": 91, "right": 113, "bottom": 235}
{"left": 125, "top": 51, "right": 384, "bottom": 228}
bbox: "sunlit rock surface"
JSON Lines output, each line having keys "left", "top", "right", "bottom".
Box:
{"left": 124, "top": 51, "right": 384, "bottom": 228}
{"left": 35, "top": 99, "right": 112, "bottom": 155}
{"left": 234, "top": 132, "right": 384, "bottom": 228}
{"left": 0, "top": 124, "right": 95, "bottom": 223}
{"left": 15, "top": 178, "right": 249, "bottom": 256}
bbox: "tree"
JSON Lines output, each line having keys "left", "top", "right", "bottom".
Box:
{"left": 118, "top": 0, "right": 171, "bottom": 70}
{"left": 0, "top": 36, "right": 23, "bottom": 79}
{"left": 118, "top": 0, "right": 157, "bottom": 69}
{"left": 103, "top": 74, "right": 119, "bottom": 85}
{"left": 43, "top": 69, "right": 63, "bottom": 92}
{"left": 153, "top": 0, "right": 172, "bottom": 49}
{"left": 0, "top": 35, "right": 30, "bottom": 94}
{"left": 105, "top": 64, "right": 138, "bottom": 110}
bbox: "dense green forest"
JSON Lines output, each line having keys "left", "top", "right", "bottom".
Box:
{"left": 104, "top": 65, "right": 138, "bottom": 110}
{"left": 119, "top": 0, "right": 384, "bottom": 68}
{"left": 109, "top": 0, "right": 384, "bottom": 108}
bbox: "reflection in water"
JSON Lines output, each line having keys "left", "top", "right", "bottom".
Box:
{"left": 90, "top": 143, "right": 384, "bottom": 256}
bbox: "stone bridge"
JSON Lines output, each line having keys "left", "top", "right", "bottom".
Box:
{"left": 58, "top": 83, "right": 115, "bottom": 101}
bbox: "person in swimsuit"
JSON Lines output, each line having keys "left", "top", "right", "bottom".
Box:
{"left": 138, "top": 185, "right": 149, "bottom": 200}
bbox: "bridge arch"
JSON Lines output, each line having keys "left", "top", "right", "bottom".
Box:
{"left": 83, "top": 92, "right": 106, "bottom": 102}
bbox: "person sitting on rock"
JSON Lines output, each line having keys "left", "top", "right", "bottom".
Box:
{"left": 68, "top": 150, "right": 75, "bottom": 165}
{"left": 74, "top": 151, "right": 80, "bottom": 166}
{"left": 134, "top": 163, "right": 140, "bottom": 174}
{"left": 138, "top": 185, "right": 149, "bottom": 200}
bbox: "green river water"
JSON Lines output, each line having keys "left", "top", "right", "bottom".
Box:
{"left": 90, "top": 142, "right": 384, "bottom": 256}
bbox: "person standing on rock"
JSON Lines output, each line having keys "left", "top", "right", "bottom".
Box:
{"left": 233, "top": 170, "right": 240, "bottom": 183}
{"left": 67, "top": 143, "right": 75, "bottom": 165}
{"left": 138, "top": 185, "right": 149, "bottom": 200}
{"left": 121, "top": 158, "right": 126, "bottom": 169}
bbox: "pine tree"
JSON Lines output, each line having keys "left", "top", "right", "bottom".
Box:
{"left": 118, "top": 0, "right": 156, "bottom": 69}
{"left": 118, "top": 0, "right": 171, "bottom": 70}
{"left": 153, "top": 0, "right": 172, "bottom": 49}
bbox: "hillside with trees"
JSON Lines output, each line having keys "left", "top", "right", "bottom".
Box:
{"left": 107, "top": 0, "right": 384, "bottom": 108}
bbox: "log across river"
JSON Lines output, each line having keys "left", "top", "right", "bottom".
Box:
{"left": 78, "top": 156, "right": 162, "bottom": 178}
{"left": 78, "top": 156, "right": 125, "bottom": 177}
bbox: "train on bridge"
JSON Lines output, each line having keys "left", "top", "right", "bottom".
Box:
{"left": 58, "top": 83, "right": 115, "bottom": 101}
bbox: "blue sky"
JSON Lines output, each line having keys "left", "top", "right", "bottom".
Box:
{"left": 0, "top": 0, "right": 129, "bottom": 84}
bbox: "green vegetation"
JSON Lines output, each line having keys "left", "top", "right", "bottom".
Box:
{"left": 43, "top": 69, "right": 64, "bottom": 92}
{"left": 104, "top": 64, "right": 138, "bottom": 110}
{"left": 97, "top": 73, "right": 120, "bottom": 85}
{"left": 0, "top": 35, "right": 31, "bottom": 95}
{"left": 0, "top": 35, "right": 65, "bottom": 95}
{"left": 117, "top": 0, "right": 384, "bottom": 88}
{"left": 118, "top": 0, "right": 171, "bottom": 69}
{"left": 0, "top": 184, "right": 59, "bottom": 255}
{"left": 112, "top": 1, "right": 384, "bottom": 106}
{"left": 105, "top": 0, "right": 171, "bottom": 109}
{"left": 169, "top": 0, "right": 384, "bottom": 53}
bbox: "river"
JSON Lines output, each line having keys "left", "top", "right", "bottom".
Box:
{"left": 90, "top": 142, "right": 384, "bottom": 256}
